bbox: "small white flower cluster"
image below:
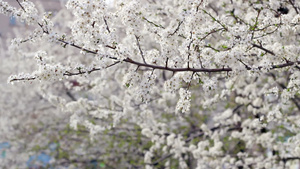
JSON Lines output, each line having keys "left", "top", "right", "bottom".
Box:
{"left": 175, "top": 88, "right": 191, "bottom": 114}
{"left": 145, "top": 49, "right": 160, "bottom": 65}
{"left": 168, "top": 135, "right": 188, "bottom": 158}
{"left": 267, "top": 106, "right": 283, "bottom": 122}
{"left": 122, "top": 70, "right": 140, "bottom": 88}
{"left": 118, "top": 0, "right": 143, "bottom": 35}
{"left": 70, "top": 113, "right": 79, "bottom": 130}
{"left": 0, "top": 0, "right": 16, "bottom": 16}
{"left": 202, "top": 76, "right": 217, "bottom": 92}
{"left": 0, "top": 0, "right": 39, "bottom": 25}
{"left": 265, "top": 86, "right": 279, "bottom": 100}
{"left": 17, "top": 1, "right": 38, "bottom": 24}
{"left": 114, "top": 44, "right": 131, "bottom": 61}
{"left": 164, "top": 75, "right": 181, "bottom": 93}
{"left": 213, "top": 109, "right": 234, "bottom": 125}
{"left": 137, "top": 71, "right": 157, "bottom": 103}
{"left": 33, "top": 51, "right": 65, "bottom": 81}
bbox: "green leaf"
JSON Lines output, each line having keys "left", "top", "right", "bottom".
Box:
{"left": 100, "top": 163, "right": 106, "bottom": 168}
{"left": 221, "top": 45, "right": 228, "bottom": 49}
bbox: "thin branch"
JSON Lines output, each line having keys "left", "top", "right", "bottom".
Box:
{"left": 66, "top": 91, "right": 76, "bottom": 101}
{"left": 237, "top": 59, "right": 251, "bottom": 70}
{"left": 64, "top": 61, "right": 120, "bottom": 76}
{"left": 165, "top": 58, "right": 169, "bottom": 68}
{"left": 10, "top": 61, "right": 120, "bottom": 82}
{"left": 142, "top": 17, "right": 165, "bottom": 29}
{"left": 204, "top": 44, "right": 220, "bottom": 52}
{"left": 198, "top": 28, "right": 225, "bottom": 41}
{"left": 229, "top": 9, "right": 247, "bottom": 25}
{"left": 288, "top": 0, "right": 299, "bottom": 14}
{"left": 15, "top": 0, "right": 25, "bottom": 12}
{"left": 252, "top": 43, "right": 275, "bottom": 55}
{"left": 147, "top": 154, "right": 173, "bottom": 166}
{"left": 103, "top": 16, "right": 111, "bottom": 33}
{"left": 251, "top": 9, "right": 261, "bottom": 40}
{"left": 202, "top": 9, "right": 228, "bottom": 31}
{"left": 187, "top": 72, "right": 195, "bottom": 90}
{"left": 168, "top": 21, "right": 183, "bottom": 37}
{"left": 187, "top": 31, "right": 194, "bottom": 69}
{"left": 10, "top": 59, "right": 300, "bottom": 82}
{"left": 135, "top": 35, "right": 146, "bottom": 64}
{"left": 282, "top": 157, "right": 300, "bottom": 162}
{"left": 196, "top": 0, "right": 204, "bottom": 12}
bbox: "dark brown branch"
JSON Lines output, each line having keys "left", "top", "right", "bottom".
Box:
{"left": 237, "top": 59, "right": 251, "bottom": 70}
{"left": 196, "top": 0, "right": 204, "bottom": 12}
{"left": 66, "top": 91, "right": 76, "bottom": 101}
{"left": 146, "top": 154, "right": 173, "bottom": 166}
{"left": 10, "top": 15, "right": 300, "bottom": 82}
{"left": 199, "top": 28, "right": 225, "bottom": 41}
{"left": 15, "top": 0, "right": 25, "bottom": 12}
{"left": 187, "top": 31, "right": 194, "bottom": 68}
{"left": 103, "top": 17, "right": 111, "bottom": 33}
{"left": 9, "top": 77, "right": 36, "bottom": 82}
{"left": 204, "top": 44, "right": 220, "bottom": 52}
{"left": 168, "top": 21, "right": 183, "bottom": 37}
{"left": 124, "top": 58, "right": 232, "bottom": 72}
{"left": 288, "top": 0, "right": 299, "bottom": 14}
{"left": 142, "top": 17, "right": 165, "bottom": 29}
{"left": 187, "top": 72, "right": 195, "bottom": 89}
{"left": 282, "top": 157, "right": 300, "bottom": 162}
{"left": 135, "top": 35, "right": 146, "bottom": 64}
{"left": 202, "top": 9, "right": 228, "bottom": 31}
{"left": 252, "top": 43, "right": 275, "bottom": 55}
{"left": 251, "top": 9, "right": 261, "bottom": 40}
{"left": 10, "top": 58, "right": 300, "bottom": 82}
{"left": 10, "top": 61, "right": 120, "bottom": 82}
{"left": 63, "top": 61, "right": 120, "bottom": 76}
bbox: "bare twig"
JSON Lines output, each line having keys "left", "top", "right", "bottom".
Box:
{"left": 252, "top": 43, "right": 275, "bottom": 55}
{"left": 10, "top": 61, "right": 120, "bottom": 82}
{"left": 187, "top": 31, "right": 194, "bottom": 69}
{"left": 142, "top": 17, "right": 165, "bottom": 29}
{"left": 135, "top": 35, "right": 146, "bottom": 64}
{"left": 168, "top": 21, "right": 183, "bottom": 37}
{"left": 288, "top": 0, "right": 299, "bottom": 14}
{"left": 103, "top": 16, "right": 111, "bottom": 33}
{"left": 15, "top": 0, "right": 25, "bottom": 11}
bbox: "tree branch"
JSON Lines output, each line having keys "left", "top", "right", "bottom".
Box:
{"left": 135, "top": 35, "right": 146, "bottom": 64}
{"left": 288, "top": 0, "right": 299, "bottom": 14}
{"left": 103, "top": 16, "right": 111, "bottom": 33}
{"left": 168, "top": 21, "right": 183, "bottom": 37}
{"left": 15, "top": 0, "right": 25, "bottom": 11}
{"left": 252, "top": 43, "right": 275, "bottom": 55}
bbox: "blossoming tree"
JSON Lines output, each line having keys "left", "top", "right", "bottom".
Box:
{"left": 1, "top": 0, "right": 300, "bottom": 168}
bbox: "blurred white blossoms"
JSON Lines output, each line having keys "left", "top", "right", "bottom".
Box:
{"left": 175, "top": 88, "right": 191, "bottom": 114}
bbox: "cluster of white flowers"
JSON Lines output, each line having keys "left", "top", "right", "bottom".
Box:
{"left": 137, "top": 71, "right": 157, "bottom": 103}
{"left": 34, "top": 51, "right": 66, "bottom": 81}
{"left": 3, "top": 0, "right": 300, "bottom": 168}
{"left": 175, "top": 88, "right": 191, "bottom": 114}
{"left": 0, "top": 0, "right": 16, "bottom": 16}
{"left": 0, "top": 0, "right": 39, "bottom": 24}
{"left": 164, "top": 75, "right": 181, "bottom": 93}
